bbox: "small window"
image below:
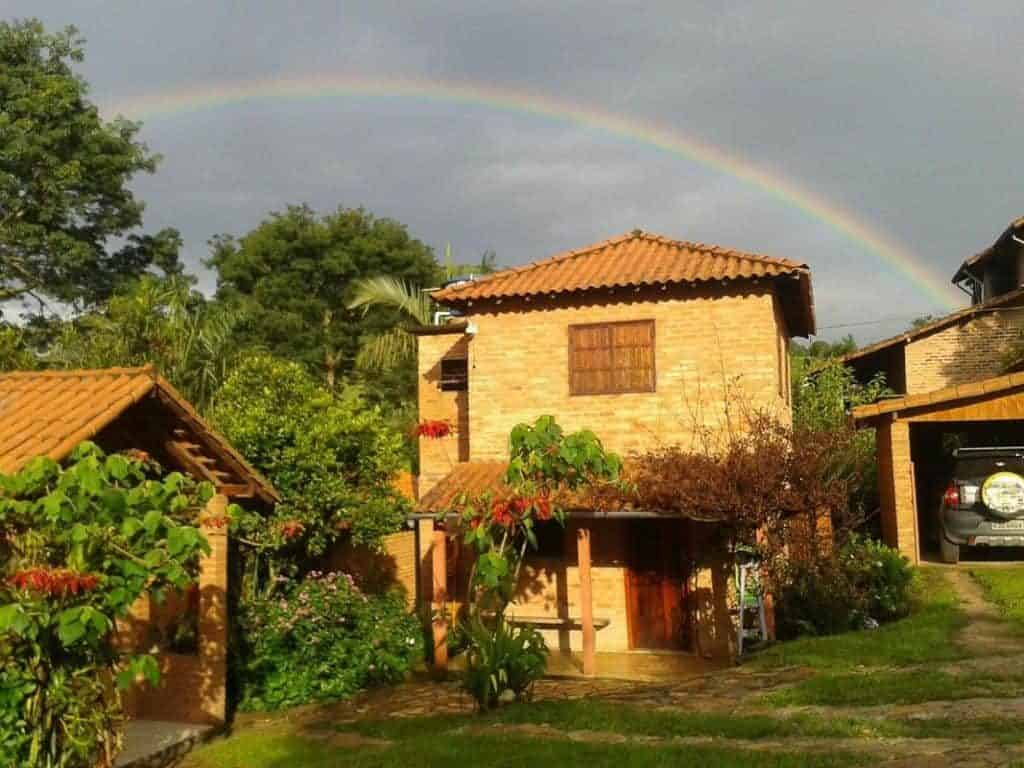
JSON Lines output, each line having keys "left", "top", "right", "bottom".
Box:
{"left": 569, "top": 320, "right": 655, "bottom": 396}
{"left": 440, "top": 358, "right": 468, "bottom": 391}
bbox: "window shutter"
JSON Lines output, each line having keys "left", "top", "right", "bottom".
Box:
{"left": 569, "top": 320, "right": 655, "bottom": 395}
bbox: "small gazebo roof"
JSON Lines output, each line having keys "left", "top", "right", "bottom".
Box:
{"left": 0, "top": 365, "right": 278, "bottom": 503}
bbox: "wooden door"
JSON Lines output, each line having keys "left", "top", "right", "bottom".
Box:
{"left": 626, "top": 521, "right": 687, "bottom": 650}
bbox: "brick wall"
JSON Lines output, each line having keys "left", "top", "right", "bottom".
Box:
{"left": 325, "top": 530, "right": 418, "bottom": 609}
{"left": 905, "top": 308, "right": 1024, "bottom": 394}
{"left": 511, "top": 519, "right": 631, "bottom": 651}
{"left": 417, "top": 334, "right": 471, "bottom": 495}
{"left": 416, "top": 284, "right": 789, "bottom": 479}
{"left": 121, "top": 499, "right": 229, "bottom": 725}
{"left": 876, "top": 420, "right": 919, "bottom": 562}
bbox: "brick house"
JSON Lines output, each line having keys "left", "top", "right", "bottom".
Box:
{"left": 0, "top": 366, "right": 278, "bottom": 725}
{"left": 846, "top": 217, "right": 1024, "bottom": 395}
{"left": 410, "top": 230, "right": 815, "bottom": 672}
{"left": 847, "top": 217, "right": 1024, "bottom": 563}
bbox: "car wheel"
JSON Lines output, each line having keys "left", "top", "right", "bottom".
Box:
{"left": 939, "top": 532, "right": 960, "bottom": 564}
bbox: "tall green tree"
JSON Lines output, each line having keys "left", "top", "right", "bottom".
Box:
{"left": 207, "top": 205, "right": 440, "bottom": 390}
{"left": 0, "top": 20, "right": 182, "bottom": 314}
{"left": 49, "top": 276, "right": 242, "bottom": 411}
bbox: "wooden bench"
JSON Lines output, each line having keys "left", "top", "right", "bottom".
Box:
{"left": 505, "top": 615, "right": 611, "bottom": 631}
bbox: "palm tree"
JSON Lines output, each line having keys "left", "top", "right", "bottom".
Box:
{"left": 349, "top": 243, "right": 498, "bottom": 371}
{"left": 347, "top": 275, "right": 435, "bottom": 371}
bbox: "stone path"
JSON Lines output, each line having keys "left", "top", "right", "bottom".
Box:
{"left": 947, "top": 566, "right": 1024, "bottom": 656}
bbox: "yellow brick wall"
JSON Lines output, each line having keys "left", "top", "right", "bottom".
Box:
{"left": 417, "top": 334, "right": 471, "bottom": 495}
{"left": 455, "top": 284, "right": 788, "bottom": 463}
{"left": 511, "top": 519, "right": 631, "bottom": 651}
{"left": 326, "top": 530, "right": 418, "bottom": 609}
{"left": 876, "top": 420, "right": 919, "bottom": 562}
{"left": 122, "top": 507, "right": 229, "bottom": 725}
{"left": 905, "top": 308, "right": 1024, "bottom": 394}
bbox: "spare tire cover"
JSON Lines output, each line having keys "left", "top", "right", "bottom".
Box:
{"left": 981, "top": 471, "right": 1024, "bottom": 518}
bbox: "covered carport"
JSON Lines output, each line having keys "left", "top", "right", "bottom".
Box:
{"left": 854, "top": 372, "right": 1024, "bottom": 564}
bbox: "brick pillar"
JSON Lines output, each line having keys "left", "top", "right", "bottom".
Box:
{"left": 198, "top": 494, "right": 229, "bottom": 724}
{"left": 878, "top": 419, "right": 919, "bottom": 563}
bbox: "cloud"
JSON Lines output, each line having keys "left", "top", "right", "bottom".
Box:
{"left": 9, "top": 0, "right": 1023, "bottom": 341}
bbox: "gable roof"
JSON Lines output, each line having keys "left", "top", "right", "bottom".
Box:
{"left": 432, "top": 230, "right": 815, "bottom": 335}
{"left": 842, "top": 285, "right": 1024, "bottom": 366}
{"left": 0, "top": 366, "right": 278, "bottom": 503}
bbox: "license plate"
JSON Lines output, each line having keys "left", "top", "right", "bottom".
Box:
{"left": 991, "top": 520, "right": 1024, "bottom": 531}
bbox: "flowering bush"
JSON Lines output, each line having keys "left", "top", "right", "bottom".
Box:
{"left": 0, "top": 443, "right": 210, "bottom": 768}
{"left": 774, "top": 536, "right": 912, "bottom": 638}
{"left": 457, "top": 416, "right": 622, "bottom": 608}
{"left": 236, "top": 571, "right": 423, "bottom": 711}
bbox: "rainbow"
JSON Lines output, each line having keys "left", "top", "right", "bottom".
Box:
{"left": 101, "top": 74, "right": 961, "bottom": 311}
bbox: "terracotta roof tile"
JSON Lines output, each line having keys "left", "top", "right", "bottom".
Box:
{"left": 434, "top": 231, "right": 808, "bottom": 306}
{"left": 0, "top": 368, "right": 157, "bottom": 474}
{"left": 0, "top": 366, "right": 278, "bottom": 502}
{"left": 417, "top": 461, "right": 510, "bottom": 513}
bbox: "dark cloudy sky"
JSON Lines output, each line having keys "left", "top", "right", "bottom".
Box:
{"left": 6, "top": 1, "right": 1023, "bottom": 342}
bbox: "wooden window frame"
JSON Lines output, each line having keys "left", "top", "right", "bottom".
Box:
{"left": 439, "top": 358, "right": 468, "bottom": 392}
{"left": 568, "top": 319, "right": 656, "bottom": 397}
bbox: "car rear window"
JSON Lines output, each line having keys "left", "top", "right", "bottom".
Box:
{"left": 955, "top": 450, "right": 1024, "bottom": 480}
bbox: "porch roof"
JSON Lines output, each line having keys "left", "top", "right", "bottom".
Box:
{"left": 413, "top": 460, "right": 673, "bottom": 519}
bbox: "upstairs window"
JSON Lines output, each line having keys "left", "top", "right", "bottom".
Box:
{"left": 440, "top": 358, "right": 468, "bottom": 391}
{"left": 568, "top": 320, "right": 656, "bottom": 396}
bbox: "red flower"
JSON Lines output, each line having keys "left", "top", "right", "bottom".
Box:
{"left": 534, "top": 495, "right": 552, "bottom": 521}
{"left": 7, "top": 568, "right": 101, "bottom": 597}
{"left": 490, "top": 500, "right": 514, "bottom": 528}
{"left": 414, "top": 420, "right": 453, "bottom": 439}
{"left": 201, "top": 514, "right": 230, "bottom": 529}
{"left": 280, "top": 520, "right": 305, "bottom": 541}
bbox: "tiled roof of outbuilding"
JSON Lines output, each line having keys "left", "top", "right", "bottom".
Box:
{"left": 0, "top": 366, "right": 278, "bottom": 502}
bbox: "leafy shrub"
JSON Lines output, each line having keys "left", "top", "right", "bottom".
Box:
{"left": 840, "top": 535, "right": 914, "bottom": 623}
{"left": 211, "top": 356, "right": 408, "bottom": 564}
{"left": 461, "top": 616, "right": 547, "bottom": 712}
{"left": 775, "top": 537, "right": 912, "bottom": 638}
{"left": 236, "top": 571, "right": 422, "bottom": 711}
{"left": 0, "top": 443, "right": 210, "bottom": 768}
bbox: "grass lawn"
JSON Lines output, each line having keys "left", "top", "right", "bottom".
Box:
{"left": 750, "top": 568, "right": 967, "bottom": 671}
{"left": 970, "top": 567, "right": 1024, "bottom": 632}
{"left": 183, "top": 728, "right": 868, "bottom": 768}
{"left": 181, "top": 566, "right": 1024, "bottom": 766}
{"left": 340, "top": 699, "right": 1024, "bottom": 744}
{"left": 764, "top": 667, "right": 1024, "bottom": 708}
{"left": 181, "top": 697, "right": 1024, "bottom": 767}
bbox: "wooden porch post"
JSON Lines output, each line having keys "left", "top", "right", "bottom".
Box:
{"left": 577, "top": 525, "right": 595, "bottom": 676}
{"left": 431, "top": 526, "right": 448, "bottom": 670}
